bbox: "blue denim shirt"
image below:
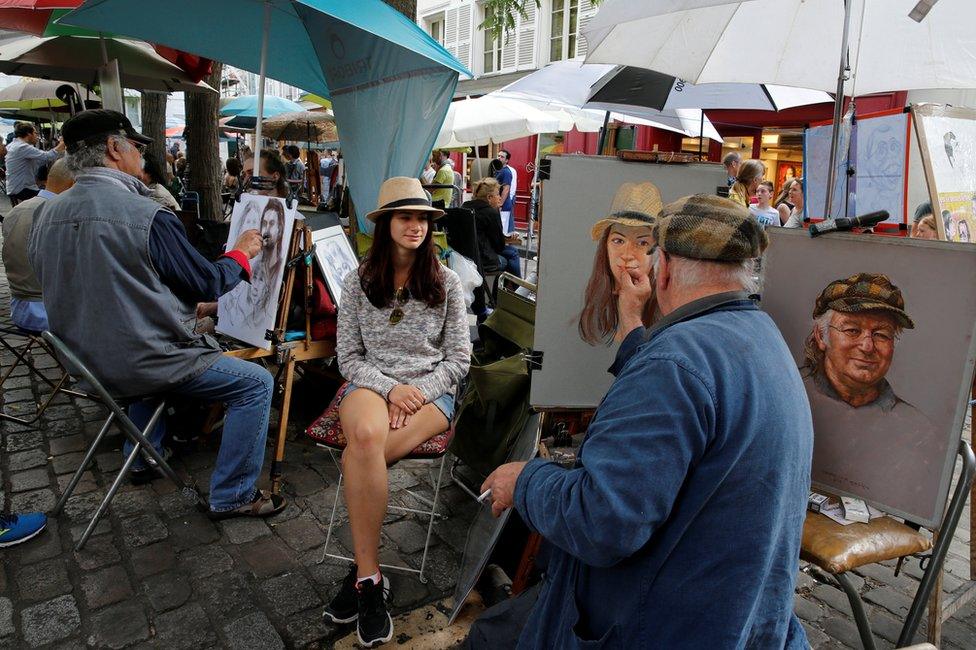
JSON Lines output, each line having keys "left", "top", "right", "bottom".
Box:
{"left": 514, "top": 294, "right": 813, "bottom": 649}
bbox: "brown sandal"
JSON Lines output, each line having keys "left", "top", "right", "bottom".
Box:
{"left": 208, "top": 489, "right": 287, "bottom": 520}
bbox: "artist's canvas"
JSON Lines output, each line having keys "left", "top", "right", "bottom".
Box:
{"left": 913, "top": 103, "right": 976, "bottom": 242}
{"left": 311, "top": 226, "right": 358, "bottom": 307}
{"left": 763, "top": 229, "right": 976, "bottom": 526}
{"left": 804, "top": 120, "right": 852, "bottom": 220}
{"left": 531, "top": 155, "right": 726, "bottom": 409}
{"left": 217, "top": 194, "right": 298, "bottom": 350}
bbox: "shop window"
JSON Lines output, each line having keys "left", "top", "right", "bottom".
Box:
{"left": 429, "top": 18, "right": 444, "bottom": 45}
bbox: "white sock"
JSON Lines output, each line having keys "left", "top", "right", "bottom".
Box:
{"left": 356, "top": 571, "right": 381, "bottom": 586}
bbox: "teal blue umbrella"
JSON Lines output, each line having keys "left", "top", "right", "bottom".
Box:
{"left": 60, "top": 0, "right": 470, "bottom": 230}
{"left": 220, "top": 95, "right": 304, "bottom": 119}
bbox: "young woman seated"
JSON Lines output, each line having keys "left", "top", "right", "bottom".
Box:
{"left": 325, "top": 177, "right": 471, "bottom": 646}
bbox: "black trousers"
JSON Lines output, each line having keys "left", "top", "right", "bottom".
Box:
{"left": 8, "top": 188, "right": 38, "bottom": 207}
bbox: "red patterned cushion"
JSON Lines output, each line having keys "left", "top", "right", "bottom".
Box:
{"left": 306, "top": 382, "right": 453, "bottom": 459}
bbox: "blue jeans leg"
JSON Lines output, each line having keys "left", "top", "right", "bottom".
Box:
{"left": 500, "top": 246, "right": 522, "bottom": 278}
{"left": 125, "top": 400, "right": 168, "bottom": 471}
{"left": 130, "top": 356, "right": 273, "bottom": 511}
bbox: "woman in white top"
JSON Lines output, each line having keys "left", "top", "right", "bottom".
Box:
{"left": 778, "top": 178, "right": 805, "bottom": 228}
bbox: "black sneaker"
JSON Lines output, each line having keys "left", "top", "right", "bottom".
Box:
{"left": 323, "top": 565, "right": 360, "bottom": 624}
{"left": 356, "top": 576, "right": 393, "bottom": 647}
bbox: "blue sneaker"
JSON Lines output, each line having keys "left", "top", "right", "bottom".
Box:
{"left": 0, "top": 512, "right": 47, "bottom": 547}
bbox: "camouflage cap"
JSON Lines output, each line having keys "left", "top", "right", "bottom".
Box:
{"left": 653, "top": 194, "right": 768, "bottom": 261}
{"left": 813, "top": 272, "right": 915, "bottom": 329}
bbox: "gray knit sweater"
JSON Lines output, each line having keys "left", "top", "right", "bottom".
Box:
{"left": 336, "top": 265, "right": 471, "bottom": 402}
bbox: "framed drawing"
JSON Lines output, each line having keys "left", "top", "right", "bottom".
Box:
{"left": 912, "top": 103, "right": 976, "bottom": 242}
{"left": 311, "top": 225, "right": 359, "bottom": 307}
{"left": 217, "top": 193, "right": 298, "bottom": 350}
{"left": 762, "top": 228, "right": 976, "bottom": 527}
{"left": 776, "top": 161, "right": 801, "bottom": 195}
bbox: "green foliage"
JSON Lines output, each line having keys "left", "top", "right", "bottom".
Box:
{"left": 479, "top": 0, "right": 602, "bottom": 42}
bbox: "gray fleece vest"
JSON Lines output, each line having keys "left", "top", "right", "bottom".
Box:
{"left": 27, "top": 170, "right": 221, "bottom": 397}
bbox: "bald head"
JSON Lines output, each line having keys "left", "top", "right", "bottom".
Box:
{"left": 46, "top": 159, "right": 74, "bottom": 194}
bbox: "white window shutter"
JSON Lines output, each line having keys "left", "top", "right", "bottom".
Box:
{"left": 456, "top": 4, "right": 472, "bottom": 70}
{"left": 517, "top": 1, "right": 537, "bottom": 69}
{"left": 444, "top": 7, "right": 459, "bottom": 59}
{"left": 577, "top": 0, "right": 598, "bottom": 58}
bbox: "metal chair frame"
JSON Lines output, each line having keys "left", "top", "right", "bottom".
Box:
{"left": 0, "top": 325, "right": 87, "bottom": 424}
{"left": 823, "top": 439, "right": 976, "bottom": 649}
{"left": 43, "top": 331, "right": 206, "bottom": 551}
{"left": 318, "top": 443, "right": 449, "bottom": 584}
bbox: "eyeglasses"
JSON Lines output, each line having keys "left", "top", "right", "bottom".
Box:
{"left": 828, "top": 325, "right": 896, "bottom": 345}
{"left": 389, "top": 287, "right": 409, "bottom": 325}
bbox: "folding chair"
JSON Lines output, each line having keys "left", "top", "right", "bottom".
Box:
{"left": 801, "top": 440, "right": 976, "bottom": 649}
{"left": 43, "top": 332, "right": 206, "bottom": 551}
{"left": 0, "top": 324, "right": 87, "bottom": 424}
{"left": 306, "top": 382, "right": 452, "bottom": 584}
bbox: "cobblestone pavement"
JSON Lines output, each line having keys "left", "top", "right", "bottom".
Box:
{"left": 2, "top": 204, "right": 976, "bottom": 648}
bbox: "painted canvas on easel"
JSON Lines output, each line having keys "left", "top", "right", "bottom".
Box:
{"left": 311, "top": 225, "right": 358, "bottom": 307}
{"left": 217, "top": 193, "right": 298, "bottom": 350}
{"left": 762, "top": 228, "right": 976, "bottom": 527}
{"left": 913, "top": 103, "right": 976, "bottom": 241}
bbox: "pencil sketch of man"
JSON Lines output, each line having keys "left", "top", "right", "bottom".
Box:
{"left": 802, "top": 272, "right": 940, "bottom": 519}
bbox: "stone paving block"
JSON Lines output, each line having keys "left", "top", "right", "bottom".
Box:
{"left": 273, "top": 513, "right": 325, "bottom": 552}
{"left": 167, "top": 516, "right": 220, "bottom": 550}
{"left": 110, "top": 489, "right": 159, "bottom": 518}
{"left": 94, "top": 451, "right": 122, "bottom": 474}
{"left": 20, "top": 595, "right": 81, "bottom": 647}
{"left": 130, "top": 541, "right": 177, "bottom": 579}
{"left": 142, "top": 571, "right": 193, "bottom": 613}
{"left": 158, "top": 491, "right": 197, "bottom": 519}
{"left": 282, "top": 467, "right": 326, "bottom": 497}
{"left": 260, "top": 572, "right": 322, "bottom": 617}
{"left": 14, "top": 519, "right": 61, "bottom": 564}
{"left": 119, "top": 513, "right": 169, "bottom": 548}
{"left": 68, "top": 518, "right": 111, "bottom": 543}
{"left": 0, "top": 597, "right": 11, "bottom": 639}
{"left": 800, "top": 621, "right": 830, "bottom": 648}
{"left": 3, "top": 430, "right": 43, "bottom": 452}
{"left": 39, "top": 404, "right": 77, "bottom": 420}
{"left": 7, "top": 448, "right": 48, "bottom": 471}
{"left": 73, "top": 535, "right": 122, "bottom": 570}
{"left": 388, "top": 571, "right": 431, "bottom": 610}
{"left": 61, "top": 490, "right": 107, "bottom": 522}
{"left": 87, "top": 601, "right": 149, "bottom": 649}
{"left": 9, "top": 487, "right": 56, "bottom": 516}
{"left": 385, "top": 519, "right": 436, "bottom": 555}
{"left": 194, "top": 571, "right": 257, "bottom": 624}
{"left": 9, "top": 468, "right": 49, "bottom": 493}
{"left": 48, "top": 434, "right": 87, "bottom": 456}
{"left": 794, "top": 594, "right": 824, "bottom": 623}
{"left": 222, "top": 611, "right": 284, "bottom": 650}
{"left": 50, "top": 452, "right": 87, "bottom": 476}
{"left": 266, "top": 498, "right": 302, "bottom": 524}
{"left": 308, "top": 559, "right": 354, "bottom": 590}
{"left": 811, "top": 582, "right": 855, "bottom": 615}
{"left": 81, "top": 564, "right": 133, "bottom": 610}
{"left": 821, "top": 614, "right": 864, "bottom": 649}
{"left": 56, "top": 471, "right": 97, "bottom": 496}
{"left": 411, "top": 543, "right": 460, "bottom": 593}
{"left": 282, "top": 607, "right": 336, "bottom": 648}
{"left": 152, "top": 601, "right": 217, "bottom": 648}
{"left": 178, "top": 544, "right": 234, "bottom": 580}
{"left": 15, "top": 558, "right": 71, "bottom": 602}
{"left": 42, "top": 419, "right": 81, "bottom": 438}
{"left": 4, "top": 388, "right": 35, "bottom": 403}
{"left": 234, "top": 538, "right": 296, "bottom": 579}
{"left": 220, "top": 517, "right": 272, "bottom": 544}
{"left": 862, "top": 586, "right": 913, "bottom": 618}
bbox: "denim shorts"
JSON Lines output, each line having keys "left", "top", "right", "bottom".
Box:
{"left": 341, "top": 382, "right": 455, "bottom": 422}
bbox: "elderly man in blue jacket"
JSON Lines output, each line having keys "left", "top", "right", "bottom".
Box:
{"left": 482, "top": 195, "right": 813, "bottom": 649}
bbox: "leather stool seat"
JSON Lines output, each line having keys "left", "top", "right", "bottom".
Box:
{"left": 801, "top": 512, "right": 932, "bottom": 574}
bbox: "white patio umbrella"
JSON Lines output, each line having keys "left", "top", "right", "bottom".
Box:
{"left": 435, "top": 96, "right": 562, "bottom": 147}
{"left": 583, "top": 0, "right": 976, "bottom": 218}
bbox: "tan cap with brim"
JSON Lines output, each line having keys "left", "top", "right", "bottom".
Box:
{"left": 366, "top": 177, "right": 445, "bottom": 222}
{"left": 590, "top": 211, "right": 657, "bottom": 240}
{"left": 590, "top": 181, "right": 663, "bottom": 240}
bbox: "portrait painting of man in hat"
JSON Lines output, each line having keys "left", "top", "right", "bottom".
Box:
{"left": 801, "top": 272, "right": 938, "bottom": 518}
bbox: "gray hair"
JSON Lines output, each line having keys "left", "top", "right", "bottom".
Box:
{"left": 815, "top": 309, "right": 834, "bottom": 347}
{"left": 722, "top": 152, "right": 741, "bottom": 166}
{"left": 653, "top": 250, "right": 760, "bottom": 294}
{"left": 64, "top": 134, "right": 133, "bottom": 173}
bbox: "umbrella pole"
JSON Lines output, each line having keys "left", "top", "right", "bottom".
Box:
{"left": 526, "top": 134, "right": 543, "bottom": 276}
{"left": 252, "top": 1, "right": 272, "bottom": 169}
{"left": 698, "top": 110, "right": 704, "bottom": 159}
{"left": 824, "top": 0, "right": 853, "bottom": 221}
{"left": 597, "top": 111, "right": 610, "bottom": 155}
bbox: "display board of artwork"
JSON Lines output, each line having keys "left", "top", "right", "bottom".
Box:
{"left": 762, "top": 228, "right": 976, "bottom": 527}
{"left": 913, "top": 103, "right": 976, "bottom": 242}
{"left": 530, "top": 155, "right": 726, "bottom": 409}
{"left": 804, "top": 110, "right": 910, "bottom": 224}
{"left": 311, "top": 226, "right": 359, "bottom": 307}
{"left": 217, "top": 194, "right": 298, "bottom": 350}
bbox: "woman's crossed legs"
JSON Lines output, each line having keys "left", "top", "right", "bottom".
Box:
{"left": 338, "top": 388, "right": 449, "bottom": 577}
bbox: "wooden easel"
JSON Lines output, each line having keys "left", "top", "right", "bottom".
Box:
{"left": 222, "top": 220, "right": 335, "bottom": 494}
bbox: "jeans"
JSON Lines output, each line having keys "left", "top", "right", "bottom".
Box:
{"left": 126, "top": 355, "right": 274, "bottom": 512}
{"left": 499, "top": 246, "right": 521, "bottom": 278}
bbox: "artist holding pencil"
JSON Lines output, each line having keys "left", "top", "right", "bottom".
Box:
{"left": 324, "top": 177, "right": 470, "bottom": 647}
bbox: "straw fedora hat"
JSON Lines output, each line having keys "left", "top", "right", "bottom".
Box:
{"left": 366, "top": 177, "right": 445, "bottom": 222}
{"left": 590, "top": 181, "right": 663, "bottom": 240}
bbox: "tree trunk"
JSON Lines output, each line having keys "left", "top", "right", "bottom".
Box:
{"left": 184, "top": 63, "right": 224, "bottom": 221}
{"left": 383, "top": 0, "right": 416, "bottom": 20}
{"left": 140, "top": 92, "right": 167, "bottom": 177}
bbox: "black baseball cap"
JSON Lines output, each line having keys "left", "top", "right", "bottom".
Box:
{"left": 62, "top": 109, "right": 152, "bottom": 153}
